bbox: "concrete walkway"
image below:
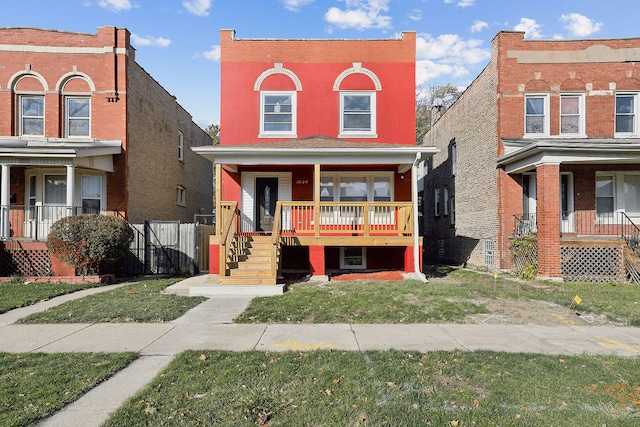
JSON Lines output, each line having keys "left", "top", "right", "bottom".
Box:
{"left": 0, "top": 277, "right": 637, "bottom": 426}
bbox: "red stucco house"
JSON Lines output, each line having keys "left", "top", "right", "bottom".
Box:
{"left": 423, "top": 31, "right": 640, "bottom": 283}
{"left": 194, "top": 30, "right": 436, "bottom": 285}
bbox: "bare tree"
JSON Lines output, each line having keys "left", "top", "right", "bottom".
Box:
{"left": 204, "top": 123, "right": 220, "bottom": 145}
{"left": 416, "top": 83, "right": 462, "bottom": 143}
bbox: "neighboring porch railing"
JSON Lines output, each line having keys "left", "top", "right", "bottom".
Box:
{"left": 1, "top": 205, "right": 124, "bottom": 241}
{"left": 279, "top": 201, "right": 414, "bottom": 236}
{"left": 513, "top": 211, "right": 640, "bottom": 241}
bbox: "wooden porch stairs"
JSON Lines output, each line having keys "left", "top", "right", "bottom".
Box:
{"left": 219, "top": 235, "right": 278, "bottom": 285}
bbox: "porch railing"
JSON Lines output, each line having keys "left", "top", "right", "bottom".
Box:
{"left": 1, "top": 205, "right": 124, "bottom": 241}
{"left": 279, "top": 201, "right": 413, "bottom": 236}
{"left": 513, "top": 211, "right": 640, "bottom": 242}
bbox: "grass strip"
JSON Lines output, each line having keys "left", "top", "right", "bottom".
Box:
{"left": 0, "top": 352, "right": 137, "bottom": 427}
{"left": 17, "top": 278, "right": 206, "bottom": 323}
{"left": 104, "top": 349, "right": 640, "bottom": 426}
{"left": 235, "top": 278, "right": 489, "bottom": 323}
{"left": 236, "top": 269, "right": 640, "bottom": 325}
{"left": 0, "top": 280, "right": 104, "bottom": 314}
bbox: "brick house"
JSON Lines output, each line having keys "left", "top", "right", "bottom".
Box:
{"left": 0, "top": 26, "right": 213, "bottom": 275}
{"left": 423, "top": 31, "right": 640, "bottom": 282}
{"left": 193, "top": 30, "right": 436, "bottom": 285}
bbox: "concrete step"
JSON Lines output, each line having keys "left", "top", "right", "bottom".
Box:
{"left": 219, "top": 276, "right": 278, "bottom": 286}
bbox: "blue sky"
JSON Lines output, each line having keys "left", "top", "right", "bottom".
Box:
{"left": 2, "top": 0, "right": 640, "bottom": 128}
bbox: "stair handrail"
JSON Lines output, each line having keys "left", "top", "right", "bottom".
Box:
{"left": 271, "top": 201, "right": 283, "bottom": 277}
{"left": 219, "top": 201, "right": 238, "bottom": 278}
{"left": 619, "top": 211, "right": 640, "bottom": 256}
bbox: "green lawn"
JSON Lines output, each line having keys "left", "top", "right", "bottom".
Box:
{"left": 235, "top": 268, "right": 640, "bottom": 325}
{"left": 0, "top": 352, "right": 137, "bottom": 427}
{"left": 104, "top": 349, "right": 640, "bottom": 426}
{"left": 0, "top": 280, "right": 104, "bottom": 314}
{"left": 17, "top": 278, "right": 206, "bottom": 323}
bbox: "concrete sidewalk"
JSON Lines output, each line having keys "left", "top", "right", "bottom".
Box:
{"left": 0, "top": 279, "right": 637, "bottom": 426}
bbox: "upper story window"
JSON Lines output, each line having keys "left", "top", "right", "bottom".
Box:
{"left": 340, "top": 91, "right": 376, "bottom": 137}
{"left": 20, "top": 95, "right": 44, "bottom": 136}
{"left": 615, "top": 93, "right": 638, "bottom": 137}
{"left": 260, "top": 91, "right": 296, "bottom": 137}
{"left": 560, "top": 94, "right": 585, "bottom": 136}
{"left": 178, "top": 131, "right": 184, "bottom": 161}
{"left": 524, "top": 94, "right": 549, "bottom": 137}
{"left": 65, "top": 96, "right": 90, "bottom": 137}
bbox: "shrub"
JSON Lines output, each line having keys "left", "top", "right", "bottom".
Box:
{"left": 47, "top": 215, "right": 134, "bottom": 275}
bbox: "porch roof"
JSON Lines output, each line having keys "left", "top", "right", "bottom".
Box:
{"left": 0, "top": 137, "right": 122, "bottom": 172}
{"left": 192, "top": 135, "right": 438, "bottom": 167}
{"left": 498, "top": 138, "right": 640, "bottom": 174}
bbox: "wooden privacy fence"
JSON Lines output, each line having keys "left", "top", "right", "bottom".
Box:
{"left": 123, "top": 220, "right": 214, "bottom": 275}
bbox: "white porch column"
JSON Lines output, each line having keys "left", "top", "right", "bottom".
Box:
{"left": 1, "top": 164, "right": 10, "bottom": 238}
{"left": 412, "top": 155, "right": 427, "bottom": 282}
{"left": 66, "top": 165, "right": 75, "bottom": 216}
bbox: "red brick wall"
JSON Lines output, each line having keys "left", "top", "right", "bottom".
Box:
{"left": 220, "top": 31, "right": 416, "bottom": 146}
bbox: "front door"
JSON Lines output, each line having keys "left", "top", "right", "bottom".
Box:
{"left": 256, "top": 177, "right": 278, "bottom": 232}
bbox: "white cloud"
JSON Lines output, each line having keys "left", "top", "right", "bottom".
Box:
{"left": 183, "top": 0, "right": 212, "bottom": 16}
{"left": 324, "top": 0, "right": 392, "bottom": 30}
{"left": 514, "top": 18, "right": 543, "bottom": 39}
{"left": 408, "top": 8, "right": 422, "bottom": 22}
{"left": 97, "top": 0, "right": 131, "bottom": 12}
{"left": 444, "top": 0, "right": 475, "bottom": 6}
{"left": 470, "top": 20, "right": 488, "bottom": 33}
{"left": 561, "top": 13, "right": 602, "bottom": 37}
{"left": 202, "top": 45, "right": 221, "bottom": 61}
{"left": 415, "top": 33, "right": 490, "bottom": 85}
{"left": 131, "top": 34, "right": 171, "bottom": 48}
{"left": 280, "top": 0, "right": 314, "bottom": 12}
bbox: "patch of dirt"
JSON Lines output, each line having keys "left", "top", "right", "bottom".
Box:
{"left": 463, "top": 296, "right": 615, "bottom": 327}
{"left": 330, "top": 270, "right": 405, "bottom": 281}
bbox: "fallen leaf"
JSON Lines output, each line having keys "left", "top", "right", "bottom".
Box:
{"left": 199, "top": 354, "right": 207, "bottom": 361}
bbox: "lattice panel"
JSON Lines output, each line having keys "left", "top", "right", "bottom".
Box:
{"left": 0, "top": 246, "right": 52, "bottom": 277}
{"left": 561, "top": 244, "right": 624, "bottom": 283}
{"left": 509, "top": 239, "right": 538, "bottom": 275}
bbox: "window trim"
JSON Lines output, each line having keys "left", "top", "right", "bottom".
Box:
{"left": 339, "top": 91, "right": 377, "bottom": 138}
{"left": 65, "top": 96, "right": 91, "bottom": 138}
{"left": 259, "top": 90, "right": 297, "bottom": 138}
{"left": 339, "top": 247, "right": 367, "bottom": 270}
{"left": 319, "top": 171, "right": 394, "bottom": 202}
{"left": 559, "top": 93, "right": 586, "bottom": 137}
{"left": 178, "top": 131, "right": 184, "bottom": 162}
{"left": 176, "top": 186, "right": 186, "bottom": 206}
{"left": 19, "top": 95, "right": 45, "bottom": 137}
{"left": 524, "top": 93, "right": 549, "bottom": 137}
{"left": 615, "top": 92, "right": 639, "bottom": 138}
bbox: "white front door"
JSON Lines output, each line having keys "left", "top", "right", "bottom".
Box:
{"left": 560, "top": 173, "right": 574, "bottom": 233}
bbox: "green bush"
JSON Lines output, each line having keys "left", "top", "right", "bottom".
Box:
{"left": 47, "top": 215, "right": 134, "bottom": 275}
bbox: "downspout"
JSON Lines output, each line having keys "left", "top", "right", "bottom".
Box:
{"left": 412, "top": 152, "right": 428, "bottom": 282}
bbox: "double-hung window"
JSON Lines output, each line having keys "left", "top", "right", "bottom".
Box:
{"left": 524, "top": 94, "right": 549, "bottom": 136}
{"left": 65, "top": 96, "right": 90, "bottom": 137}
{"left": 178, "top": 131, "right": 184, "bottom": 161}
{"left": 596, "top": 175, "right": 614, "bottom": 218}
{"left": 615, "top": 93, "right": 638, "bottom": 137}
{"left": 20, "top": 95, "right": 44, "bottom": 136}
{"left": 340, "top": 91, "right": 376, "bottom": 137}
{"left": 81, "top": 176, "right": 102, "bottom": 214}
{"left": 260, "top": 91, "right": 296, "bottom": 136}
{"left": 560, "top": 94, "right": 585, "bottom": 136}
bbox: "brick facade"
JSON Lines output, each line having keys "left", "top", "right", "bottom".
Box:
{"left": 423, "top": 31, "right": 640, "bottom": 279}
{"left": 0, "top": 26, "right": 212, "bottom": 224}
